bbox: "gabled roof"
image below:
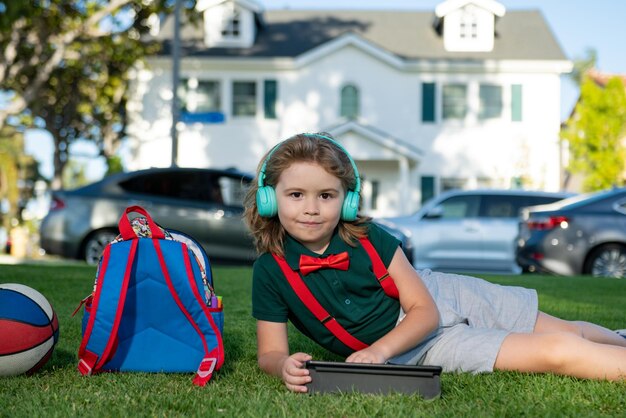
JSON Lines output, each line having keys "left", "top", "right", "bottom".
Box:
{"left": 587, "top": 69, "right": 626, "bottom": 87}
{"left": 325, "top": 120, "right": 423, "bottom": 162}
{"left": 435, "top": 0, "right": 505, "bottom": 18}
{"left": 196, "top": 0, "right": 263, "bottom": 13}
{"left": 153, "top": 9, "right": 569, "bottom": 62}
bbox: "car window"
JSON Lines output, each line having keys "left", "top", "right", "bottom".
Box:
{"left": 120, "top": 171, "right": 217, "bottom": 203}
{"left": 438, "top": 195, "right": 480, "bottom": 219}
{"left": 217, "top": 175, "right": 250, "bottom": 207}
{"left": 525, "top": 195, "right": 567, "bottom": 207}
{"left": 480, "top": 195, "right": 517, "bottom": 218}
{"left": 479, "top": 195, "right": 567, "bottom": 218}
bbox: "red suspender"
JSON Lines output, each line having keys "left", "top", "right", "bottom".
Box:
{"left": 359, "top": 238, "right": 400, "bottom": 299}
{"left": 272, "top": 254, "right": 369, "bottom": 352}
{"left": 271, "top": 237, "right": 399, "bottom": 352}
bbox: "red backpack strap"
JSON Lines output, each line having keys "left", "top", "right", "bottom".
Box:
{"left": 359, "top": 237, "right": 399, "bottom": 299}
{"left": 272, "top": 254, "right": 369, "bottom": 352}
{"left": 78, "top": 239, "right": 138, "bottom": 375}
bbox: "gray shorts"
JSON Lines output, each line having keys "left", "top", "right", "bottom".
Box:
{"left": 388, "top": 269, "right": 538, "bottom": 373}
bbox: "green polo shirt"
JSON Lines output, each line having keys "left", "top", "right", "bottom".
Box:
{"left": 252, "top": 222, "right": 401, "bottom": 357}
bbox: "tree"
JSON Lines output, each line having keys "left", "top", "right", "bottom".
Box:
{"left": 0, "top": 126, "right": 39, "bottom": 230}
{"left": 28, "top": 19, "right": 163, "bottom": 188}
{"left": 1, "top": 0, "right": 192, "bottom": 187}
{"left": 568, "top": 48, "right": 597, "bottom": 87}
{"left": 563, "top": 75, "right": 626, "bottom": 191}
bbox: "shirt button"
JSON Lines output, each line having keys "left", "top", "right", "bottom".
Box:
{"left": 344, "top": 299, "right": 351, "bottom": 305}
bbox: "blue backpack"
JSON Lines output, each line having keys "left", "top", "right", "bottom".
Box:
{"left": 76, "top": 206, "right": 224, "bottom": 386}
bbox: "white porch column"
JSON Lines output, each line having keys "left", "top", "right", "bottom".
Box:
{"left": 399, "top": 156, "right": 410, "bottom": 215}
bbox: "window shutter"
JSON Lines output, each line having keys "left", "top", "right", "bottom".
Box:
{"left": 264, "top": 80, "right": 277, "bottom": 119}
{"left": 421, "top": 176, "right": 435, "bottom": 204}
{"left": 511, "top": 84, "right": 522, "bottom": 122}
{"left": 421, "top": 83, "right": 436, "bottom": 122}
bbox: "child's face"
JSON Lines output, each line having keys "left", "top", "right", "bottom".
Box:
{"left": 274, "top": 161, "right": 345, "bottom": 254}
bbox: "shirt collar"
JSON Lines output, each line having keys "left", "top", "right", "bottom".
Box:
{"left": 283, "top": 229, "right": 354, "bottom": 272}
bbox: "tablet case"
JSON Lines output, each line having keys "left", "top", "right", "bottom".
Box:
{"left": 305, "top": 361, "right": 442, "bottom": 399}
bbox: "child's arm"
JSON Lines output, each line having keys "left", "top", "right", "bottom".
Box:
{"left": 257, "top": 320, "right": 312, "bottom": 392}
{"left": 346, "top": 247, "right": 440, "bottom": 364}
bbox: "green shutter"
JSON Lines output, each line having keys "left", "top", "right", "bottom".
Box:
{"left": 421, "top": 176, "right": 435, "bottom": 204}
{"left": 511, "top": 84, "right": 522, "bottom": 122}
{"left": 264, "top": 80, "right": 277, "bottom": 119}
{"left": 422, "top": 83, "right": 436, "bottom": 122}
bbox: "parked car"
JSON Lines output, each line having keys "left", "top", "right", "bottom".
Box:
{"left": 40, "top": 166, "right": 414, "bottom": 266}
{"left": 374, "top": 221, "right": 414, "bottom": 265}
{"left": 516, "top": 187, "right": 626, "bottom": 277}
{"left": 379, "top": 189, "right": 572, "bottom": 274}
{"left": 40, "top": 167, "right": 256, "bottom": 265}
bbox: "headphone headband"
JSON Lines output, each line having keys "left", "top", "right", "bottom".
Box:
{"left": 258, "top": 133, "right": 360, "bottom": 192}
{"left": 256, "top": 133, "right": 361, "bottom": 221}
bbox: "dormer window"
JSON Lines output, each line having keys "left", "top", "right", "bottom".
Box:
{"left": 459, "top": 8, "right": 478, "bottom": 39}
{"left": 435, "top": 0, "right": 505, "bottom": 52}
{"left": 197, "top": 0, "right": 262, "bottom": 49}
{"left": 221, "top": 6, "right": 241, "bottom": 38}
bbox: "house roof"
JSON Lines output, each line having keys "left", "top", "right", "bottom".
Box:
{"left": 435, "top": 0, "right": 506, "bottom": 18}
{"left": 154, "top": 9, "right": 568, "bottom": 62}
{"left": 325, "top": 120, "right": 423, "bottom": 163}
{"left": 587, "top": 69, "right": 626, "bottom": 87}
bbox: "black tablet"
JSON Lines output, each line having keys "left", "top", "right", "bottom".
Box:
{"left": 305, "top": 361, "right": 442, "bottom": 398}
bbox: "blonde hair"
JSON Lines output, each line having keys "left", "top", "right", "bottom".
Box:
{"left": 243, "top": 133, "right": 370, "bottom": 256}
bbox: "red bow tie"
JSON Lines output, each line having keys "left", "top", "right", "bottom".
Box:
{"left": 299, "top": 252, "right": 350, "bottom": 276}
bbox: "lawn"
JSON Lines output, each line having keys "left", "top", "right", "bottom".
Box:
{"left": 1, "top": 264, "right": 624, "bottom": 417}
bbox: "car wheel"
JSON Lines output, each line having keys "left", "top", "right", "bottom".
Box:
{"left": 584, "top": 244, "right": 626, "bottom": 278}
{"left": 83, "top": 230, "right": 118, "bottom": 265}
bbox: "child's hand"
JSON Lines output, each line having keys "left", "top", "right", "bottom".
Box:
{"left": 281, "top": 352, "right": 312, "bottom": 393}
{"left": 345, "top": 346, "right": 387, "bottom": 364}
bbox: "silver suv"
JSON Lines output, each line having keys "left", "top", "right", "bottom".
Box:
{"left": 378, "top": 189, "right": 572, "bottom": 274}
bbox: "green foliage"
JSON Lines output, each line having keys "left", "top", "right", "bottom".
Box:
{"left": 568, "top": 48, "right": 597, "bottom": 86}
{"left": 0, "top": 265, "right": 625, "bottom": 417}
{"left": 563, "top": 76, "right": 626, "bottom": 191}
{"left": 105, "top": 155, "right": 124, "bottom": 176}
{"left": 61, "top": 160, "right": 89, "bottom": 189}
{"left": 1, "top": 0, "right": 198, "bottom": 186}
{"left": 0, "top": 127, "right": 40, "bottom": 226}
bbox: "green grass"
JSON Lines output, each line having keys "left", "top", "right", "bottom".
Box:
{"left": 1, "top": 265, "right": 625, "bottom": 417}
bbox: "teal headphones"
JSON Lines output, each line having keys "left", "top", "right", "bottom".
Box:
{"left": 256, "top": 133, "right": 361, "bottom": 221}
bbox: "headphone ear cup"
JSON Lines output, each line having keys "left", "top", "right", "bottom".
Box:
{"left": 341, "top": 191, "right": 360, "bottom": 221}
{"left": 256, "top": 186, "right": 278, "bottom": 217}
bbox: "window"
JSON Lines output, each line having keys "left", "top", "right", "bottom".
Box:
{"left": 459, "top": 10, "right": 478, "bottom": 39}
{"left": 232, "top": 81, "right": 256, "bottom": 116}
{"left": 441, "top": 177, "right": 467, "bottom": 191}
{"left": 421, "top": 83, "right": 436, "bottom": 123}
{"left": 511, "top": 84, "right": 523, "bottom": 122}
{"left": 264, "top": 80, "right": 277, "bottom": 119}
{"left": 340, "top": 84, "right": 359, "bottom": 119}
{"left": 479, "top": 84, "right": 502, "bottom": 119}
{"left": 442, "top": 84, "right": 467, "bottom": 120}
{"left": 421, "top": 176, "right": 435, "bottom": 204}
{"left": 217, "top": 175, "right": 250, "bottom": 207}
{"left": 120, "top": 171, "right": 217, "bottom": 203}
{"left": 179, "top": 79, "right": 221, "bottom": 113}
{"left": 370, "top": 180, "right": 379, "bottom": 210}
{"left": 438, "top": 195, "right": 480, "bottom": 219}
{"left": 221, "top": 7, "right": 241, "bottom": 38}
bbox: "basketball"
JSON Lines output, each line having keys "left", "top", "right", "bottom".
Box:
{"left": 0, "top": 283, "right": 59, "bottom": 376}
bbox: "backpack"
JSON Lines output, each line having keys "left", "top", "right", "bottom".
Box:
{"left": 272, "top": 237, "right": 398, "bottom": 352}
{"left": 76, "top": 206, "right": 224, "bottom": 386}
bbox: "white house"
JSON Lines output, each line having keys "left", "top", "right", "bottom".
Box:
{"left": 126, "top": 0, "right": 572, "bottom": 217}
